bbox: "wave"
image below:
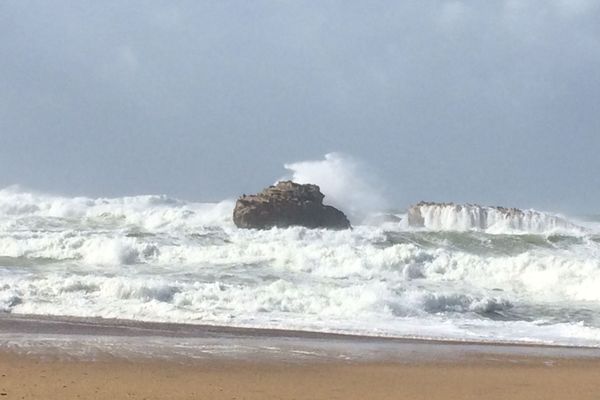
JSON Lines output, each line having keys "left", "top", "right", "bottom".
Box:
{"left": 0, "top": 186, "right": 234, "bottom": 231}
{"left": 282, "top": 153, "right": 388, "bottom": 223}
{"left": 1, "top": 185, "right": 600, "bottom": 346}
{"left": 406, "top": 202, "right": 584, "bottom": 235}
{"left": 1, "top": 237, "right": 599, "bottom": 346}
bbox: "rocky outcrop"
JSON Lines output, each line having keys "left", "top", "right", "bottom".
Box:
{"left": 233, "top": 181, "right": 351, "bottom": 230}
{"left": 407, "top": 201, "right": 530, "bottom": 228}
{"left": 406, "top": 201, "right": 578, "bottom": 233}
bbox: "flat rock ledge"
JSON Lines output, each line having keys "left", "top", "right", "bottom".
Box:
{"left": 233, "top": 181, "right": 351, "bottom": 230}
{"left": 407, "top": 201, "right": 543, "bottom": 227}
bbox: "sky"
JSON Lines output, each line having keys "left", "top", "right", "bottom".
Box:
{"left": 1, "top": 0, "right": 599, "bottom": 213}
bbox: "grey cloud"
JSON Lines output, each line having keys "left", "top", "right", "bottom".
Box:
{"left": 0, "top": 1, "right": 599, "bottom": 212}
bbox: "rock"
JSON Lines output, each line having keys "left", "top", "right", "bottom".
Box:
{"left": 407, "top": 201, "right": 466, "bottom": 226}
{"left": 407, "top": 202, "right": 428, "bottom": 227}
{"left": 407, "top": 201, "right": 531, "bottom": 227}
{"left": 405, "top": 201, "right": 578, "bottom": 232}
{"left": 408, "top": 201, "right": 493, "bottom": 228}
{"left": 233, "top": 181, "right": 351, "bottom": 230}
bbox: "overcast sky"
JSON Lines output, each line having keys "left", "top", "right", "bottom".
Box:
{"left": 1, "top": 1, "right": 599, "bottom": 212}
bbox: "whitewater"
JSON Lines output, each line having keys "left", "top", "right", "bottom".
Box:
{"left": 1, "top": 183, "right": 600, "bottom": 348}
{"left": 0, "top": 154, "right": 599, "bottom": 347}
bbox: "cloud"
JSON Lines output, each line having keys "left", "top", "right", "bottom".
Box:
{"left": 437, "top": 1, "right": 470, "bottom": 31}
{"left": 0, "top": 1, "right": 598, "bottom": 211}
{"left": 98, "top": 45, "right": 139, "bottom": 82}
{"left": 553, "top": 0, "right": 598, "bottom": 17}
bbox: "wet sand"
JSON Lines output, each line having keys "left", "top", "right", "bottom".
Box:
{"left": 1, "top": 314, "right": 600, "bottom": 399}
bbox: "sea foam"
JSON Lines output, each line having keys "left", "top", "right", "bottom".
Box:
{"left": 0, "top": 168, "right": 599, "bottom": 347}
{"left": 407, "top": 202, "right": 583, "bottom": 235}
{"left": 283, "top": 153, "right": 388, "bottom": 223}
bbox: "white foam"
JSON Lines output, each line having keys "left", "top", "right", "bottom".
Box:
{"left": 1, "top": 186, "right": 600, "bottom": 347}
{"left": 407, "top": 202, "right": 584, "bottom": 235}
{"left": 282, "top": 153, "right": 388, "bottom": 223}
{"left": 0, "top": 186, "right": 234, "bottom": 231}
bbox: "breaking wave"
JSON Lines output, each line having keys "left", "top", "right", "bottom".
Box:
{"left": 282, "top": 153, "right": 388, "bottom": 223}
{"left": 406, "top": 202, "right": 584, "bottom": 235}
{"left": 0, "top": 183, "right": 600, "bottom": 347}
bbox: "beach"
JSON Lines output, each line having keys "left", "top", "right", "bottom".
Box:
{"left": 1, "top": 315, "right": 600, "bottom": 399}
{"left": 2, "top": 348, "right": 600, "bottom": 399}
{"left": 2, "top": 189, "right": 600, "bottom": 399}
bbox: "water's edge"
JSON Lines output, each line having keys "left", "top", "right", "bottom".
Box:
{"left": 2, "top": 313, "right": 600, "bottom": 364}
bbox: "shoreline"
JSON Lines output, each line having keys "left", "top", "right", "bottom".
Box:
{"left": 1, "top": 314, "right": 600, "bottom": 398}
{"left": 2, "top": 312, "right": 599, "bottom": 349}
{"left": 1, "top": 313, "right": 600, "bottom": 364}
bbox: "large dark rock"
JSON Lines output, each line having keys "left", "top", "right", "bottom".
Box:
{"left": 233, "top": 181, "right": 351, "bottom": 230}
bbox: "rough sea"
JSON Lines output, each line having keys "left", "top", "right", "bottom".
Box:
{"left": 1, "top": 180, "right": 599, "bottom": 348}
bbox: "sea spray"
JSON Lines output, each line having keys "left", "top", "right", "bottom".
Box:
{"left": 1, "top": 173, "right": 600, "bottom": 346}
{"left": 407, "top": 202, "right": 584, "bottom": 234}
{"left": 282, "top": 153, "right": 388, "bottom": 223}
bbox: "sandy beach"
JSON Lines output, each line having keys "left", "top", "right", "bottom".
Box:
{"left": 0, "top": 315, "right": 599, "bottom": 399}
{"left": 1, "top": 351, "right": 600, "bottom": 400}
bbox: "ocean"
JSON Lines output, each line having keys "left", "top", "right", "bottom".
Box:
{"left": 1, "top": 185, "right": 599, "bottom": 348}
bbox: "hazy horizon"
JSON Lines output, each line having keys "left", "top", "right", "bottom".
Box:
{"left": 1, "top": 1, "right": 599, "bottom": 214}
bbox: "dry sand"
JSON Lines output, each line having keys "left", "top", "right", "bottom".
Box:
{"left": 1, "top": 351, "right": 600, "bottom": 400}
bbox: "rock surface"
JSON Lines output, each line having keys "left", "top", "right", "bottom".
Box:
{"left": 407, "top": 201, "right": 530, "bottom": 227}
{"left": 406, "top": 201, "right": 565, "bottom": 231}
{"left": 233, "top": 181, "right": 351, "bottom": 230}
